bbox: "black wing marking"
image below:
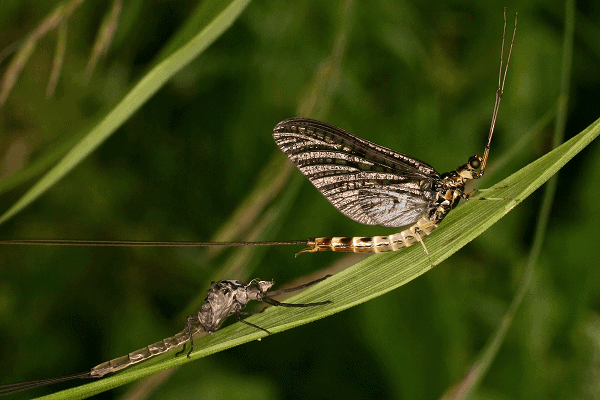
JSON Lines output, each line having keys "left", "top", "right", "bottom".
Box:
{"left": 273, "top": 118, "right": 440, "bottom": 227}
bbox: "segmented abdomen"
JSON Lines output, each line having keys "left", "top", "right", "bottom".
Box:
{"left": 297, "top": 217, "right": 438, "bottom": 255}
{"left": 89, "top": 329, "right": 191, "bottom": 377}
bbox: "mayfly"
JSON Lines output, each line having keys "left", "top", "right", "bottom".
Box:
{"left": 0, "top": 11, "right": 516, "bottom": 259}
{"left": 0, "top": 276, "right": 331, "bottom": 396}
{"left": 271, "top": 12, "right": 517, "bottom": 257}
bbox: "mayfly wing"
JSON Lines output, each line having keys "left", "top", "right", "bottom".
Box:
{"left": 273, "top": 118, "right": 441, "bottom": 228}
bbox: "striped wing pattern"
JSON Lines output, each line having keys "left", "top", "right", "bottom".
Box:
{"left": 273, "top": 118, "right": 441, "bottom": 227}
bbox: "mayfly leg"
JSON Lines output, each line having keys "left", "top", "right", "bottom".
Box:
{"left": 260, "top": 283, "right": 333, "bottom": 308}
{"left": 259, "top": 274, "right": 331, "bottom": 296}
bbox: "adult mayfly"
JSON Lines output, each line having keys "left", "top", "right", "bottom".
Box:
{"left": 0, "top": 11, "right": 516, "bottom": 259}
{"left": 0, "top": 276, "right": 331, "bottom": 396}
{"left": 272, "top": 12, "right": 517, "bottom": 257}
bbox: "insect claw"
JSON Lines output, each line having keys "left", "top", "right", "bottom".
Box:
{"left": 175, "top": 343, "right": 186, "bottom": 358}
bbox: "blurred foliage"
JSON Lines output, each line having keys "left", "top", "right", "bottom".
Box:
{"left": 0, "top": 0, "right": 599, "bottom": 399}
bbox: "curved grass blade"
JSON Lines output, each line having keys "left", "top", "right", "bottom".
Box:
{"left": 441, "top": 2, "right": 576, "bottom": 398}
{"left": 37, "top": 116, "right": 600, "bottom": 400}
{"left": 0, "top": 0, "right": 252, "bottom": 227}
{"left": 119, "top": 3, "right": 356, "bottom": 397}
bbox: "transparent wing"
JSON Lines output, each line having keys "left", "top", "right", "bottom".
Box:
{"left": 273, "top": 118, "right": 440, "bottom": 227}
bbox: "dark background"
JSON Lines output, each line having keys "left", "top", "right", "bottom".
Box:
{"left": 1, "top": 0, "right": 599, "bottom": 399}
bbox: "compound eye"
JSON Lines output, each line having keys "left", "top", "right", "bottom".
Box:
{"left": 468, "top": 156, "right": 481, "bottom": 169}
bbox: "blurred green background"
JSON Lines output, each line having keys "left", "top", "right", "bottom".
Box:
{"left": 1, "top": 0, "right": 599, "bottom": 399}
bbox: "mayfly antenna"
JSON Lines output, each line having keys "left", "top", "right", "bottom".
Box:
{"left": 479, "top": 8, "right": 518, "bottom": 176}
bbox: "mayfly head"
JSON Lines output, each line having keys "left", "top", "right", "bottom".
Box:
{"left": 457, "top": 155, "right": 484, "bottom": 181}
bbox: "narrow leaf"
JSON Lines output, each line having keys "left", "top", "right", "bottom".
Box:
{"left": 0, "top": 0, "right": 252, "bottom": 226}
{"left": 39, "top": 117, "right": 600, "bottom": 400}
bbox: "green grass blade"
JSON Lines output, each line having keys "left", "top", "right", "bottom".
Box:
{"left": 37, "top": 116, "right": 600, "bottom": 400}
{"left": 441, "top": 2, "right": 577, "bottom": 398}
{"left": 116, "top": 3, "right": 357, "bottom": 396}
{"left": 0, "top": 0, "right": 252, "bottom": 227}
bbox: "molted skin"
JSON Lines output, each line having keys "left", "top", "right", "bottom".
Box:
{"left": 197, "top": 280, "right": 274, "bottom": 333}
{"left": 88, "top": 277, "right": 329, "bottom": 378}
{"left": 90, "top": 279, "right": 279, "bottom": 377}
{"left": 1, "top": 276, "right": 330, "bottom": 394}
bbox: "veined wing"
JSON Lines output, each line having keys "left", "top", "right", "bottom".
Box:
{"left": 273, "top": 118, "right": 440, "bottom": 227}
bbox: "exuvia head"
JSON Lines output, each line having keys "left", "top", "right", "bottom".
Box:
{"left": 246, "top": 279, "right": 275, "bottom": 299}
